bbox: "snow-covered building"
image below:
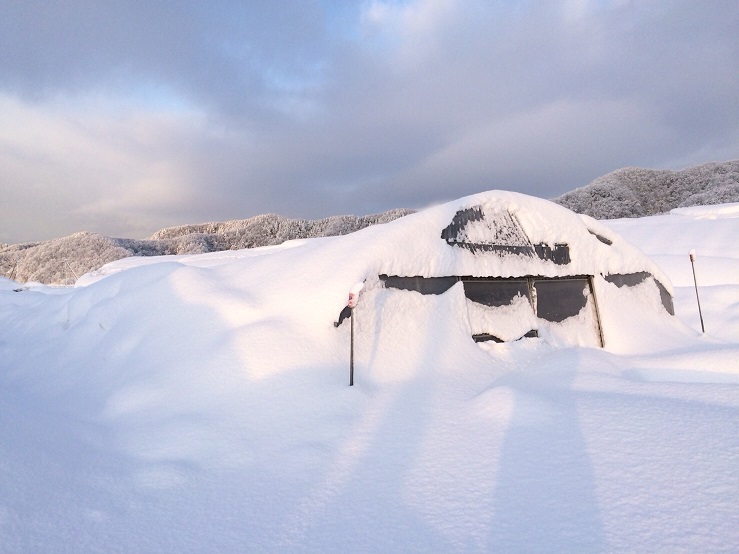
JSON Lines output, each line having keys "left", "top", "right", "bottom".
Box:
{"left": 364, "top": 191, "right": 674, "bottom": 348}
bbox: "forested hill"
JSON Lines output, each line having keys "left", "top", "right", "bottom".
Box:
{"left": 552, "top": 159, "right": 739, "bottom": 219}
{"left": 0, "top": 210, "right": 411, "bottom": 285}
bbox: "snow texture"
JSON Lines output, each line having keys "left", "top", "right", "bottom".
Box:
{"left": 1, "top": 193, "right": 738, "bottom": 553}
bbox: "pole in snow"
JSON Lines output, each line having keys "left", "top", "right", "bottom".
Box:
{"left": 349, "top": 308, "right": 354, "bottom": 386}
{"left": 347, "top": 291, "right": 358, "bottom": 386}
{"left": 689, "top": 249, "right": 705, "bottom": 333}
{"left": 335, "top": 282, "right": 364, "bottom": 387}
{"left": 334, "top": 301, "right": 355, "bottom": 385}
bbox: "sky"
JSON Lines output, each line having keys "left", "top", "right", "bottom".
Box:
{"left": 1, "top": 0, "right": 738, "bottom": 243}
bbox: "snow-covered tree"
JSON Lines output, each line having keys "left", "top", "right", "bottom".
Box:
{"left": 553, "top": 159, "right": 739, "bottom": 219}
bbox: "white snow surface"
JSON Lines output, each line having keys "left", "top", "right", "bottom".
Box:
{"left": 670, "top": 201, "right": 739, "bottom": 219}
{"left": 1, "top": 193, "right": 738, "bottom": 552}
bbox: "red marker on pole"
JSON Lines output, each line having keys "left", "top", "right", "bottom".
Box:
{"left": 689, "top": 249, "right": 705, "bottom": 333}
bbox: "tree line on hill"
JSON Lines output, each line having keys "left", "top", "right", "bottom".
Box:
{"left": 1, "top": 211, "right": 411, "bottom": 285}
{"left": 552, "top": 159, "right": 738, "bottom": 219}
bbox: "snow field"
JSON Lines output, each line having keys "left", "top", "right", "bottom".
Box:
{"left": 0, "top": 198, "right": 737, "bottom": 552}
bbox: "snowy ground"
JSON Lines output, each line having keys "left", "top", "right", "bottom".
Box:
{"left": 1, "top": 202, "right": 737, "bottom": 553}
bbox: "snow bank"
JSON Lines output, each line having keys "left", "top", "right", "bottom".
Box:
{"left": 0, "top": 276, "right": 19, "bottom": 291}
{"left": 1, "top": 195, "right": 737, "bottom": 552}
{"left": 604, "top": 201, "right": 739, "bottom": 344}
{"left": 671, "top": 201, "right": 739, "bottom": 219}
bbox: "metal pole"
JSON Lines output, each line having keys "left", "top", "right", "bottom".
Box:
{"left": 349, "top": 308, "right": 354, "bottom": 386}
{"left": 689, "top": 251, "right": 705, "bottom": 333}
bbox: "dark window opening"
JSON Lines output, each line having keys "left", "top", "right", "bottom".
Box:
{"left": 473, "top": 329, "right": 538, "bottom": 343}
{"left": 473, "top": 333, "right": 503, "bottom": 343}
{"left": 604, "top": 272, "right": 649, "bottom": 288}
{"left": 533, "top": 279, "right": 589, "bottom": 322}
{"left": 534, "top": 243, "right": 571, "bottom": 265}
{"left": 380, "top": 275, "right": 458, "bottom": 295}
{"left": 440, "top": 207, "right": 485, "bottom": 244}
{"left": 462, "top": 279, "right": 531, "bottom": 307}
{"left": 605, "top": 272, "right": 674, "bottom": 315}
{"left": 381, "top": 274, "right": 607, "bottom": 344}
{"left": 440, "top": 206, "right": 570, "bottom": 265}
{"left": 441, "top": 207, "right": 535, "bottom": 256}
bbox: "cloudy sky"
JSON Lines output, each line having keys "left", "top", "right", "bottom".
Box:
{"left": 1, "top": 0, "right": 737, "bottom": 243}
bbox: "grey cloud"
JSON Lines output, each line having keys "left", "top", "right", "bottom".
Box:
{"left": 0, "top": 0, "right": 330, "bottom": 120}
{"left": 0, "top": 0, "right": 737, "bottom": 243}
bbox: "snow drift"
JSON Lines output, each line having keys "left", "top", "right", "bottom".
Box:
{"left": 1, "top": 193, "right": 737, "bottom": 552}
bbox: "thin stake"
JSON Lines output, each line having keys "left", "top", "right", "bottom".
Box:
{"left": 349, "top": 308, "right": 354, "bottom": 386}
{"left": 689, "top": 250, "right": 705, "bottom": 333}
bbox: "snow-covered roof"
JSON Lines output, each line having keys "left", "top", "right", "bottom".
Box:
{"left": 353, "top": 191, "right": 671, "bottom": 288}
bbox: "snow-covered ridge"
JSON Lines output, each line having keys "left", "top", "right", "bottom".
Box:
{"left": 553, "top": 159, "right": 739, "bottom": 219}
{"left": 83, "top": 190, "right": 669, "bottom": 288}
{"left": 0, "top": 209, "right": 411, "bottom": 285}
